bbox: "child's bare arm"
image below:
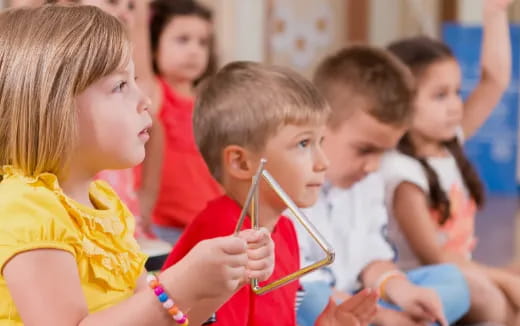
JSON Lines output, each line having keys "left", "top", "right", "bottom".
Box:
{"left": 392, "top": 182, "right": 469, "bottom": 266}
{"left": 4, "top": 249, "right": 178, "bottom": 326}
{"left": 132, "top": 0, "right": 160, "bottom": 111}
{"left": 4, "top": 236, "right": 250, "bottom": 326}
{"left": 462, "top": 0, "right": 512, "bottom": 138}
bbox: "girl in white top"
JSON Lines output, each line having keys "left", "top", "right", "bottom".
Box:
{"left": 381, "top": 0, "right": 520, "bottom": 324}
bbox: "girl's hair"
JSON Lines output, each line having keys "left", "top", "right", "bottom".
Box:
{"left": 150, "top": 0, "right": 216, "bottom": 84}
{"left": 387, "top": 36, "right": 485, "bottom": 224}
{"left": 0, "top": 5, "right": 131, "bottom": 178}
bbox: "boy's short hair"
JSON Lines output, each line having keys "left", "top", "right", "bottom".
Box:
{"left": 314, "top": 45, "right": 415, "bottom": 130}
{"left": 194, "top": 61, "right": 330, "bottom": 182}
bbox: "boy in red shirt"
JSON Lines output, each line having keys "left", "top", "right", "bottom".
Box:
{"left": 163, "top": 62, "right": 378, "bottom": 326}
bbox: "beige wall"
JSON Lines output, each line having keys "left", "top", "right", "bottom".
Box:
{"left": 202, "top": 0, "right": 267, "bottom": 66}
{"left": 369, "top": 0, "right": 440, "bottom": 46}
{"left": 266, "top": 0, "right": 346, "bottom": 77}
{"left": 458, "top": 0, "right": 484, "bottom": 23}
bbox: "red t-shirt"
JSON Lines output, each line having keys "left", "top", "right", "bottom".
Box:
{"left": 149, "top": 79, "right": 222, "bottom": 228}
{"left": 163, "top": 195, "right": 300, "bottom": 326}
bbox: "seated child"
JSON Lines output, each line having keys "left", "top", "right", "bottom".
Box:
{"left": 163, "top": 61, "right": 378, "bottom": 326}
{"left": 296, "top": 45, "right": 471, "bottom": 326}
{"left": 382, "top": 0, "right": 517, "bottom": 323}
{"left": 0, "top": 6, "right": 274, "bottom": 325}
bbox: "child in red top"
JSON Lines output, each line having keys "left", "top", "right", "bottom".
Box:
{"left": 163, "top": 62, "right": 378, "bottom": 326}
{"left": 136, "top": 0, "right": 221, "bottom": 244}
{"left": 165, "top": 196, "right": 300, "bottom": 325}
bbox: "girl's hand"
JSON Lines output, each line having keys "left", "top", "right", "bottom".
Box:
{"left": 237, "top": 228, "right": 275, "bottom": 282}
{"left": 163, "top": 236, "right": 248, "bottom": 301}
{"left": 387, "top": 281, "right": 447, "bottom": 326}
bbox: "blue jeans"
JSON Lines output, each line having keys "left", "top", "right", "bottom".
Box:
{"left": 152, "top": 225, "right": 183, "bottom": 245}
{"left": 297, "top": 264, "right": 470, "bottom": 326}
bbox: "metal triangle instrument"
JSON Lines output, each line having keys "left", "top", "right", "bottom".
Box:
{"left": 234, "top": 158, "right": 335, "bottom": 295}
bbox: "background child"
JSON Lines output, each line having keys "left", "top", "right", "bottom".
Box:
{"left": 134, "top": 0, "right": 222, "bottom": 244}
{"left": 382, "top": 0, "right": 516, "bottom": 324}
{"left": 163, "top": 61, "right": 379, "bottom": 326}
{"left": 0, "top": 6, "right": 274, "bottom": 325}
{"left": 296, "top": 45, "right": 470, "bottom": 326}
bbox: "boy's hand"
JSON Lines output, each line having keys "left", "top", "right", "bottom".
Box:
{"left": 237, "top": 228, "right": 275, "bottom": 282}
{"left": 386, "top": 279, "right": 447, "bottom": 326}
{"left": 316, "top": 289, "right": 378, "bottom": 326}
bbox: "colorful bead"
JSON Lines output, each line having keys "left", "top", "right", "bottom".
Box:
{"left": 147, "top": 273, "right": 188, "bottom": 325}
{"left": 163, "top": 299, "right": 174, "bottom": 309}
{"left": 158, "top": 293, "right": 168, "bottom": 302}
{"left": 154, "top": 286, "right": 164, "bottom": 296}
{"left": 146, "top": 274, "right": 157, "bottom": 283}
{"left": 173, "top": 312, "right": 184, "bottom": 321}
{"left": 175, "top": 315, "right": 187, "bottom": 324}
{"left": 149, "top": 280, "right": 159, "bottom": 289}
{"left": 168, "top": 306, "right": 179, "bottom": 315}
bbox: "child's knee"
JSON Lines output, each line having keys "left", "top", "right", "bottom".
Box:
{"left": 462, "top": 269, "right": 508, "bottom": 322}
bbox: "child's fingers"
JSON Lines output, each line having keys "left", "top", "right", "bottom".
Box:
{"left": 247, "top": 236, "right": 273, "bottom": 250}
{"left": 228, "top": 265, "right": 248, "bottom": 281}
{"left": 335, "top": 313, "right": 361, "bottom": 326}
{"left": 338, "top": 288, "right": 374, "bottom": 311}
{"left": 405, "top": 303, "right": 433, "bottom": 322}
{"left": 247, "top": 259, "right": 269, "bottom": 271}
{"left": 337, "top": 289, "right": 378, "bottom": 325}
{"left": 247, "top": 244, "right": 272, "bottom": 260}
{"left": 356, "top": 304, "right": 378, "bottom": 324}
{"left": 247, "top": 269, "right": 272, "bottom": 281}
{"left": 350, "top": 290, "right": 378, "bottom": 317}
{"left": 420, "top": 302, "right": 447, "bottom": 326}
{"left": 236, "top": 229, "right": 258, "bottom": 241}
{"left": 226, "top": 252, "right": 249, "bottom": 268}
{"left": 218, "top": 236, "right": 248, "bottom": 255}
{"left": 238, "top": 228, "right": 272, "bottom": 247}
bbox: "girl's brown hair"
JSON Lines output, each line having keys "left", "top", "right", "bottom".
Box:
{"left": 388, "top": 36, "right": 485, "bottom": 224}
{"left": 150, "top": 0, "right": 216, "bottom": 84}
{"left": 0, "top": 5, "right": 131, "bottom": 178}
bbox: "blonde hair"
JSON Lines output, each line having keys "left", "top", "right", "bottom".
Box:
{"left": 194, "top": 61, "right": 330, "bottom": 182}
{"left": 0, "top": 5, "right": 131, "bottom": 177}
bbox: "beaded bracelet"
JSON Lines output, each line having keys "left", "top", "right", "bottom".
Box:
{"left": 147, "top": 273, "right": 189, "bottom": 325}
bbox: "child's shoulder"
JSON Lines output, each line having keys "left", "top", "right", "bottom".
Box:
{"left": 381, "top": 150, "right": 430, "bottom": 195}
{"left": 381, "top": 150, "right": 422, "bottom": 169}
{"left": 277, "top": 215, "right": 298, "bottom": 236}
{"left": 0, "top": 168, "right": 80, "bottom": 268}
{"left": 184, "top": 195, "right": 241, "bottom": 236}
{"left": 0, "top": 167, "right": 69, "bottom": 219}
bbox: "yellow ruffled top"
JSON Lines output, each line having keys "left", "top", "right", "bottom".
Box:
{"left": 0, "top": 166, "right": 147, "bottom": 324}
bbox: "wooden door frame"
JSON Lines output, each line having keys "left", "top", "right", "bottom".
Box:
{"left": 346, "top": 0, "right": 369, "bottom": 43}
